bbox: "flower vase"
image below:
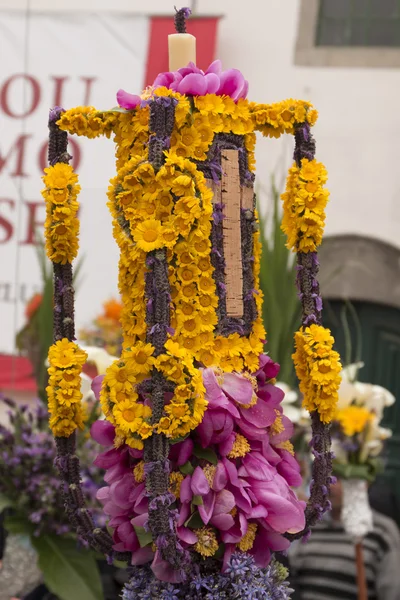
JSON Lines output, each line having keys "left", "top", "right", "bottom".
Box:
{"left": 341, "top": 478, "right": 373, "bottom": 540}
{"left": 0, "top": 534, "right": 42, "bottom": 600}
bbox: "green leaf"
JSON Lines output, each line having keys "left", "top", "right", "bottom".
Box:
{"left": 193, "top": 445, "right": 218, "bottom": 465}
{"left": 184, "top": 512, "right": 204, "bottom": 529}
{"left": 133, "top": 525, "right": 153, "bottom": 548}
{"left": 192, "top": 495, "right": 203, "bottom": 506}
{"left": 214, "top": 543, "right": 225, "bottom": 559}
{"left": 0, "top": 493, "right": 12, "bottom": 512}
{"left": 4, "top": 515, "right": 33, "bottom": 535}
{"left": 179, "top": 461, "right": 194, "bottom": 475}
{"left": 31, "top": 534, "right": 103, "bottom": 600}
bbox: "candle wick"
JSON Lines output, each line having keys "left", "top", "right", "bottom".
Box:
{"left": 174, "top": 6, "right": 192, "bottom": 33}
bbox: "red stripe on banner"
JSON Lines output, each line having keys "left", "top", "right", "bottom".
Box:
{"left": 145, "top": 16, "right": 220, "bottom": 88}
{"left": 0, "top": 355, "right": 36, "bottom": 392}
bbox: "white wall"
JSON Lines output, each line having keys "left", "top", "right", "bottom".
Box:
{"left": 3, "top": 0, "right": 398, "bottom": 247}
{"left": 1, "top": 0, "right": 399, "bottom": 358}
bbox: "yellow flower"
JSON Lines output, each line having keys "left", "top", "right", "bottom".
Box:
{"left": 171, "top": 174, "right": 195, "bottom": 197}
{"left": 228, "top": 433, "right": 251, "bottom": 458}
{"left": 48, "top": 339, "right": 87, "bottom": 369}
{"left": 125, "top": 342, "right": 155, "bottom": 375}
{"left": 335, "top": 405, "right": 373, "bottom": 437}
{"left": 105, "top": 362, "right": 137, "bottom": 393}
{"left": 133, "top": 219, "right": 164, "bottom": 252}
{"left": 238, "top": 523, "right": 257, "bottom": 552}
{"left": 165, "top": 402, "right": 191, "bottom": 421}
{"left": 43, "top": 163, "right": 78, "bottom": 189}
{"left": 137, "top": 422, "right": 153, "bottom": 440}
{"left": 174, "top": 195, "right": 202, "bottom": 221}
{"left": 133, "top": 461, "right": 145, "bottom": 483}
{"left": 113, "top": 400, "right": 151, "bottom": 433}
{"left": 194, "top": 527, "right": 219, "bottom": 558}
{"left": 169, "top": 471, "right": 184, "bottom": 498}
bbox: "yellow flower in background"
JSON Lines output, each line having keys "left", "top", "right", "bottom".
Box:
{"left": 335, "top": 405, "right": 373, "bottom": 437}
{"left": 133, "top": 219, "right": 164, "bottom": 251}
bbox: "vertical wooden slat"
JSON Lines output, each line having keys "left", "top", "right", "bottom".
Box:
{"left": 221, "top": 149, "right": 243, "bottom": 317}
{"left": 205, "top": 178, "right": 221, "bottom": 204}
{"left": 241, "top": 185, "right": 254, "bottom": 211}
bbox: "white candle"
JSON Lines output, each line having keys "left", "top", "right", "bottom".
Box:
{"left": 168, "top": 33, "right": 196, "bottom": 71}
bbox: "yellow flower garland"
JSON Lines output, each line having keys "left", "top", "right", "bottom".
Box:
{"left": 47, "top": 339, "right": 88, "bottom": 436}
{"left": 42, "top": 163, "right": 81, "bottom": 264}
{"left": 293, "top": 324, "right": 342, "bottom": 423}
{"left": 281, "top": 158, "right": 330, "bottom": 253}
{"left": 47, "top": 90, "right": 340, "bottom": 444}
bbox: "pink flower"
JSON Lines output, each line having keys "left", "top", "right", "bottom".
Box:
{"left": 116, "top": 89, "right": 141, "bottom": 110}
{"left": 90, "top": 419, "right": 115, "bottom": 447}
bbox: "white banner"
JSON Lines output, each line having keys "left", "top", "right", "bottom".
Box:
{"left": 0, "top": 11, "right": 149, "bottom": 354}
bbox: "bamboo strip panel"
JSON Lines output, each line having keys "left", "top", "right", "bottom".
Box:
{"left": 221, "top": 149, "right": 243, "bottom": 318}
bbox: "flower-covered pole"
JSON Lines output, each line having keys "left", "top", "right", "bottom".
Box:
{"left": 43, "top": 110, "right": 129, "bottom": 562}
{"left": 283, "top": 121, "right": 342, "bottom": 539}
{"left": 143, "top": 95, "right": 190, "bottom": 574}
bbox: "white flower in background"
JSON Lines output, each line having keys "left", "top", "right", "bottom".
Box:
{"left": 336, "top": 362, "right": 394, "bottom": 463}
{"left": 79, "top": 345, "right": 116, "bottom": 404}
{"left": 275, "top": 382, "right": 309, "bottom": 424}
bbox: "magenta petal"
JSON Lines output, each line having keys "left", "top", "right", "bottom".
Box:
{"left": 212, "top": 462, "right": 228, "bottom": 492}
{"left": 191, "top": 467, "right": 210, "bottom": 496}
{"left": 116, "top": 89, "right": 141, "bottom": 110}
{"left": 214, "top": 489, "right": 236, "bottom": 515}
{"left": 153, "top": 71, "right": 175, "bottom": 88}
{"left": 202, "top": 368, "right": 225, "bottom": 403}
{"left": 241, "top": 397, "right": 276, "bottom": 428}
{"left": 222, "top": 543, "right": 235, "bottom": 572}
{"left": 218, "top": 69, "right": 245, "bottom": 99}
{"left": 219, "top": 433, "right": 235, "bottom": 457}
{"left": 210, "top": 513, "right": 235, "bottom": 531}
{"left": 94, "top": 447, "right": 124, "bottom": 469}
{"left": 130, "top": 513, "right": 148, "bottom": 529}
{"left": 131, "top": 546, "right": 154, "bottom": 565}
{"left": 248, "top": 505, "right": 269, "bottom": 519}
{"left": 237, "top": 79, "right": 249, "bottom": 100}
{"left": 206, "top": 59, "right": 222, "bottom": 76}
{"left": 178, "top": 61, "right": 203, "bottom": 76}
{"left": 221, "top": 372, "right": 253, "bottom": 406}
{"left": 198, "top": 490, "right": 216, "bottom": 525}
{"left": 90, "top": 420, "right": 115, "bottom": 447}
{"left": 91, "top": 375, "right": 104, "bottom": 400}
{"left": 178, "top": 502, "right": 191, "bottom": 527}
{"left": 205, "top": 72, "right": 220, "bottom": 94}
{"left": 152, "top": 551, "right": 186, "bottom": 583}
{"left": 96, "top": 486, "right": 110, "bottom": 503}
{"left": 180, "top": 475, "right": 193, "bottom": 504}
{"left": 177, "top": 73, "right": 208, "bottom": 96}
{"left": 176, "top": 438, "right": 194, "bottom": 466}
{"left": 196, "top": 412, "right": 214, "bottom": 447}
{"left": 270, "top": 414, "right": 294, "bottom": 444}
{"left": 238, "top": 453, "right": 276, "bottom": 482}
{"left": 251, "top": 529, "right": 272, "bottom": 568}
{"left": 112, "top": 473, "right": 135, "bottom": 509}
{"left": 236, "top": 418, "right": 265, "bottom": 441}
{"left": 177, "top": 526, "right": 198, "bottom": 544}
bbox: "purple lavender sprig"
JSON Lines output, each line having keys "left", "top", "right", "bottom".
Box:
{"left": 122, "top": 553, "right": 292, "bottom": 599}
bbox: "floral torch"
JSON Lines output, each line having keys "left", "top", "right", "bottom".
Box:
{"left": 42, "top": 7, "right": 341, "bottom": 596}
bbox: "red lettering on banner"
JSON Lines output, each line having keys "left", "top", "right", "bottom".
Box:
{"left": 38, "top": 136, "right": 81, "bottom": 172}
{"left": 80, "top": 76, "right": 97, "bottom": 105}
{"left": 20, "top": 201, "right": 46, "bottom": 245}
{"left": 0, "top": 74, "right": 41, "bottom": 118}
{"left": 0, "top": 198, "right": 15, "bottom": 243}
{"left": 51, "top": 76, "right": 70, "bottom": 107}
{"left": 0, "top": 134, "right": 31, "bottom": 177}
